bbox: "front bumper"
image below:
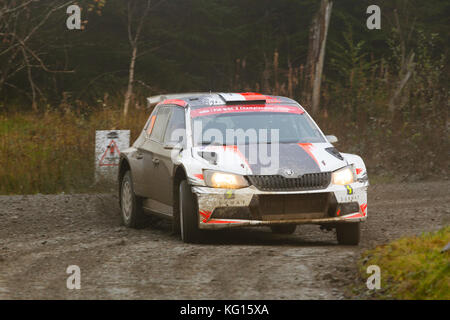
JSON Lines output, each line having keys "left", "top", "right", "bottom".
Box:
{"left": 192, "top": 182, "right": 368, "bottom": 229}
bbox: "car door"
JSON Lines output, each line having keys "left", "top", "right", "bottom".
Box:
{"left": 137, "top": 105, "right": 171, "bottom": 200}
{"left": 139, "top": 105, "right": 186, "bottom": 210}
{"left": 129, "top": 108, "right": 157, "bottom": 196}
{"left": 154, "top": 106, "right": 186, "bottom": 206}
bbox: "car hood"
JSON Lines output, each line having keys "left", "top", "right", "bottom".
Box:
{"left": 193, "top": 142, "right": 348, "bottom": 176}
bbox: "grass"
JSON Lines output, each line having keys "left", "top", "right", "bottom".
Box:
{"left": 358, "top": 226, "right": 450, "bottom": 300}
{"left": 0, "top": 109, "right": 148, "bottom": 194}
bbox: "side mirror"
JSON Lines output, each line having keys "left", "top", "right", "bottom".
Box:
{"left": 163, "top": 142, "right": 183, "bottom": 150}
{"left": 326, "top": 135, "right": 338, "bottom": 144}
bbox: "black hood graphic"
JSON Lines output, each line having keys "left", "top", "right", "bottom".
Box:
{"left": 236, "top": 143, "right": 321, "bottom": 176}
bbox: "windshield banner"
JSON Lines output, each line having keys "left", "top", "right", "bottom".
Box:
{"left": 190, "top": 104, "right": 304, "bottom": 118}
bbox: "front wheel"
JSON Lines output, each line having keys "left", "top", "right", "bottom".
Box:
{"left": 179, "top": 180, "right": 202, "bottom": 243}
{"left": 336, "top": 222, "right": 360, "bottom": 245}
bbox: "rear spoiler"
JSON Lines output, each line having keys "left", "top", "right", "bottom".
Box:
{"left": 147, "top": 92, "right": 268, "bottom": 108}
{"left": 146, "top": 92, "right": 209, "bottom": 108}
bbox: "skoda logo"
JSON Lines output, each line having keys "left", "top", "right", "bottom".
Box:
{"left": 284, "top": 169, "right": 294, "bottom": 176}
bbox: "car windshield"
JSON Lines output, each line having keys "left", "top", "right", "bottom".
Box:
{"left": 191, "top": 109, "right": 325, "bottom": 146}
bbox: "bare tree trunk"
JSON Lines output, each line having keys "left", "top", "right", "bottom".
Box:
{"left": 389, "top": 52, "right": 415, "bottom": 112}
{"left": 123, "top": 46, "right": 137, "bottom": 117}
{"left": 123, "top": 0, "right": 151, "bottom": 118}
{"left": 303, "top": 0, "right": 333, "bottom": 114}
{"left": 388, "top": 9, "right": 416, "bottom": 114}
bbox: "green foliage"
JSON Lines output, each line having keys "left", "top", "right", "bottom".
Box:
{"left": 358, "top": 226, "right": 450, "bottom": 300}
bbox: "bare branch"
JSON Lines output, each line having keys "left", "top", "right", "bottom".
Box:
{"left": 0, "top": 0, "right": 37, "bottom": 16}
{"left": 19, "top": 38, "right": 74, "bottom": 73}
{"left": 0, "top": 1, "right": 72, "bottom": 57}
{"left": 21, "top": 46, "right": 38, "bottom": 111}
{"left": 136, "top": 40, "right": 175, "bottom": 58}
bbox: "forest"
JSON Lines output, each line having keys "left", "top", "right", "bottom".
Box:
{"left": 0, "top": 0, "right": 448, "bottom": 193}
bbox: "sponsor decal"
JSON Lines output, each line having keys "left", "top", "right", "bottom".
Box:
{"left": 345, "top": 185, "right": 353, "bottom": 195}
{"left": 190, "top": 104, "right": 304, "bottom": 118}
{"left": 224, "top": 190, "right": 235, "bottom": 199}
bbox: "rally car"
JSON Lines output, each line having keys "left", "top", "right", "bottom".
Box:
{"left": 118, "top": 92, "right": 369, "bottom": 245}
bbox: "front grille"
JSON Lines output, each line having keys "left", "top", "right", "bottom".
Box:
{"left": 247, "top": 172, "right": 331, "bottom": 191}
{"left": 255, "top": 193, "right": 331, "bottom": 220}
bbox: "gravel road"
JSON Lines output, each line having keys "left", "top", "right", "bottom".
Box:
{"left": 0, "top": 181, "right": 448, "bottom": 299}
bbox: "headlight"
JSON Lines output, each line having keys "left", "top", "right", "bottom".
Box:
{"left": 203, "top": 170, "right": 249, "bottom": 189}
{"left": 332, "top": 166, "right": 355, "bottom": 185}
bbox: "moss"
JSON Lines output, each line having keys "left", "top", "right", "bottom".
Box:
{"left": 358, "top": 226, "right": 450, "bottom": 299}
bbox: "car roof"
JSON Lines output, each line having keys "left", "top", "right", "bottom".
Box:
{"left": 147, "top": 92, "right": 299, "bottom": 109}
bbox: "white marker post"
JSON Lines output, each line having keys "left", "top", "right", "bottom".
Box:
{"left": 95, "top": 130, "right": 130, "bottom": 183}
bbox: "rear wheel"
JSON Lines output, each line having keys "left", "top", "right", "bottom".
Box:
{"left": 270, "top": 224, "right": 297, "bottom": 234}
{"left": 336, "top": 222, "right": 360, "bottom": 245}
{"left": 179, "top": 180, "right": 202, "bottom": 243}
{"left": 120, "top": 171, "right": 146, "bottom": 228}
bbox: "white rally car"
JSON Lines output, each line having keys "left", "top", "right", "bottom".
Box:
{"left": 118, "top": 93, "right": 369, "bottom": 245}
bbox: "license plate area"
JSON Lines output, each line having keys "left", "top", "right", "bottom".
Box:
{"left": 257, "top": 193, "right": 331, "bottom": 220}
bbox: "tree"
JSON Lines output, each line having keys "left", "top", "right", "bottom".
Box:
{"left": 0, "top": 0, "right": 74, "bottom": 110}
{"left": 303, "top": 0, "right": 333, "bottom": 115}
{"left": 123, "top": 0, "right": 152, "bottom": 117}
{"left": 387, "top": 5, "right": 416, "bottom": 113}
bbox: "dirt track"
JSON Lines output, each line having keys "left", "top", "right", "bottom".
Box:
{"left": 0, "top": 181, "right": 448, "bottom": 299}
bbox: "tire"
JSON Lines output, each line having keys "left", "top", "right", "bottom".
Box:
{"left": 270, "top": 224, "right": 297, "bottom": 234}
{"left": 179, "top": 180, "right": 202, "bottom": 243}
{"left": 120, "top": 171, "right": 146, "bottom": 228}
{"left": 336, "top": 222, "right": 360, "bottom": 245}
